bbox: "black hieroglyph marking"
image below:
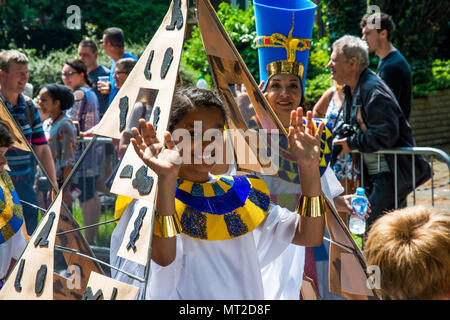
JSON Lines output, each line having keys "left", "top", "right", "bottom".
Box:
{"left": 14, "top": 259, "right": 25, "bottom": 292}
{"left": 35, "top": 264, "right": 47, "bottom": 295}
{"left": 126, "top": 206, "right": 147, "bottom": 251}
{"left": 132, "top": 165, "right": 154, "bottom": 196}
{"left": 152, "top": 106, "right": 161, "bottom": 131}
{"left": 119, "top": 96, "right": 129, "bottom": 132}
{"left": 34, "top": 211, "right": 56, "bottom": 247}
{"left": 120, "top": 164, "right": 134, "bottom": 179}
{"left": 144, "top": 50, "right": 154, "bottom": 80}
{"left": 210, "top": 55, "right": 225, "bottom": 73}
{"left": 82, "top": 287, "right": 103, "bottom": 300}
{"left": 160, "top": 48, "right": 173, "bottom": 79}
{"left": 166, "top": 0, "right": 183, "bottom": 31}
{"left": 233, "top": 60, "right": 242, "bottom": 74}
{"left": 110, "top": 287, "right": 118, "bottom": 300}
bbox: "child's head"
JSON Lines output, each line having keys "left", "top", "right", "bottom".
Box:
{"left": 0, "top": 122, "right": 14, "bottom": 173}
{"left": 168, "top": 87, "right": 227, "bottom": 180}
{"left": 365, "top": 205, "right": 450, "bottom": 300}
{"left": 168, "top": 87, "right": 227, "bottom": 132}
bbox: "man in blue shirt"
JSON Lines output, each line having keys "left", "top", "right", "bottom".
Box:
{"left": 0, "top": 50, "right": 58, "bottom": 235}
{"left": 100, "top": 27, "right": 137, "bottom": 106}
{"left": 78, "top": 39, "right": 110, "bottom": 118}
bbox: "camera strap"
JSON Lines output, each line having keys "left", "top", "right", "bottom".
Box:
{"left": 342, "top": 85, "right": 353, "bottom": 125}
{"left": 343, "top": 84, "right": 362, "bottom": 130}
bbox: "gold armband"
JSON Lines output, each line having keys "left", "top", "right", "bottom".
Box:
{"left": 153, "top": 214, "right": 182, "bottom": 238}
{"left": 297, "top": 194, "right": 326, "bottom": 218}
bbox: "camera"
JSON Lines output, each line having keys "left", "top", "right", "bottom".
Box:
{"left": 331, "top": 122, "right": 357, "bottom": 166}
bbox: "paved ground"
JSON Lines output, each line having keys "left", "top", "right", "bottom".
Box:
{"left": 406, "top": 145, "right": 450, "bottom": 210}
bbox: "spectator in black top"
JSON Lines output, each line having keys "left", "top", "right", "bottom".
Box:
{"left": 360, "top": 12, "right": 413, "bottom": 121}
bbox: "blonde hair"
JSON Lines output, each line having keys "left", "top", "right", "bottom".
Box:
{"left": 0, "top": 50, "right": 29, "bottom": 72}
{"left": 365, "top": 206, "right": 450, "bottom": 299}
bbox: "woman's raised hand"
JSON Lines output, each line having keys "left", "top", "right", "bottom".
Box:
{"left": 287, "top": 107, "right": 324, "bottom": 169}
{"left": 130, "top": 119, "right": 181, "bottom": 179}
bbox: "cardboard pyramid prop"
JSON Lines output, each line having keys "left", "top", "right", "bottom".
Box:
{"left": 195, "top": 0, "right": 379, "bottom": 300}
{"left": 0, "top": 187, "right": 106, "bottom": 300}
{"left": 196, "top": 0, "right": 283, "bottom": 175}
{"left": 93, "top": 0, "right": 186, "bottom": 141}
{"left": 0, "top": 99, "right": 31, "bottom": 152}
{"left": 52, "top": 204, "right": 105, "bottom": 300}
{"left": 195, "top": 0, "right": 333, "bottom": 178}
{"left": 324, "top": 197, "right": 382, "bottom": 300}
{"left": 91, "top": 0, "right": 189, "bottom": 266}
{"left": 0, "top": 192, "right": 63, "bottom": 299}
{"left": 0, "top": 106, "right": 105, "bottom": 300}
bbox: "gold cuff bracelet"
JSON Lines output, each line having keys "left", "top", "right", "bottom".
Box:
{"left": 297, "top": 194, "right": 326, "bottom": 218}
{"left": 154, "top": 214, "right": 182, "bottom": 238}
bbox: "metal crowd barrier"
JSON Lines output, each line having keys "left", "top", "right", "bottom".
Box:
{"left": 350, "top": 147, "right": 450, "bottom": 208}
{"left": 75, "top": 136, "right": 119, "bottom": 250}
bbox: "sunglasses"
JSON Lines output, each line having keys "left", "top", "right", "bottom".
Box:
{"left": 61, "top": 71, "right": 80, "bottom": 77}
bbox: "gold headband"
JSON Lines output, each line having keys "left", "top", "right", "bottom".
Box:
{"left": 266, "top": 60, "right": 305, "bottom": 82}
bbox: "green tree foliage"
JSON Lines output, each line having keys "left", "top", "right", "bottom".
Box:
{"left": 321, "top": 0, "right": 367, "bottom": 47}
{"left": 81, "top": 0, "right": 169, "bottom": 45}
{"left": 0, "top": 0, "right": 81, "bottom": 51}
{"left": 0, "top": 0, "right": 169, "bottom": 52}
{"left": 369, "top": 0, "right": 449, "bottom": 62}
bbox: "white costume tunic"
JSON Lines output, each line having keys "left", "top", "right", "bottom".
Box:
{"left": 0, "top": 229, "right": 26, "bottom": 280}
{"left": 257, "top": 166, "right": 344, "bottom": 300}
{"left": 110, "top": 174, "right": 301, "bottom": 300}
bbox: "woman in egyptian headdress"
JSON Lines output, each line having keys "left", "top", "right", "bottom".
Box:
{"left": 0, "top": 122, "right": 26, "bottom": 290}
{"left": 248, "top": 0, "right": 347, "bottom": 300}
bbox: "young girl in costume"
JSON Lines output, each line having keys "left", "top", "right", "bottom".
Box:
{"left": 0, "top": 122, "right": 26, "bottom": 290}
{"left": 124, "top": 86, "right": 327, "bottom": 299}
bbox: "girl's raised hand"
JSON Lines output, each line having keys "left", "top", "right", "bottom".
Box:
{"left": 131, "top": 119, "right": 181, "bottom": 179}
{"left": 287, "top": 107, "right": 324, "bottom": 169}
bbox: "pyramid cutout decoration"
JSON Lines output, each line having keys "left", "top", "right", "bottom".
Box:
{"left": 195, "top": 0, "right": 378, "bottom": 300}
{"left": 0, "top": 100, "right": 31, "bottom": 152}
{"left": 0, "top": 192, "right": 63, "bottom": 299}
{"left": 0, "top": 110, "right": 105, "bottom": 300}
{"left": 324, "top": 197, "right": 382, "bottom": 299}
{"left": 92, "top": 0, "right": 189, "bottom": 266}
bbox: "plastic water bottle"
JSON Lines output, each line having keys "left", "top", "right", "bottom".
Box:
{"left": 196, "top": 74, "right": 209, "bottom": 89}
{"left": 349, "top": 187, "right": 368, "bottom": 235}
